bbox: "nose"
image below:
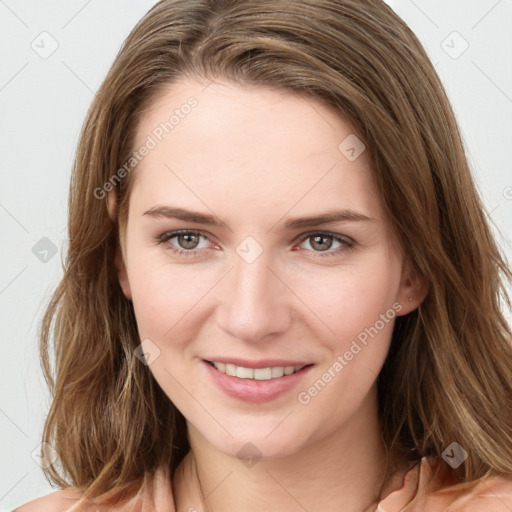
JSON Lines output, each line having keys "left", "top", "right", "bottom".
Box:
{"left": 215, "top": 247, "right": 293, "bottom": 344}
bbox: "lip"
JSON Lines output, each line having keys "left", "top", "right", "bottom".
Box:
{"left": 203, "top": 357, "right": 311, "bottom": 369}
{"left": 201, "top": 359, "right": 314, "bottom": 403}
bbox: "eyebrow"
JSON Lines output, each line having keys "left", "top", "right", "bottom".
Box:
{"left": 142, "top": 206, "right": 376, "bottom": 230}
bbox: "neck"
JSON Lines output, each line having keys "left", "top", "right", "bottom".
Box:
{"left": 173, "top": 387, "right": 405, "bottom": 512}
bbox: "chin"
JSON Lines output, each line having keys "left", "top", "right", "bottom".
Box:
{"left": 194, "top": 416, "right": 316, "bottom": 462}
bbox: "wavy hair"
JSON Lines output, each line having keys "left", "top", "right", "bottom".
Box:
{"left": 38, "top": 0, "right": 512, "bottom": 504}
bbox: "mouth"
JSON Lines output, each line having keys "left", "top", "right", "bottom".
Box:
{"left": 202, "top": 359, "right": 315, "bottom": 403}
{"left": 205, "top": 360, "right": 311, "bottom": 380}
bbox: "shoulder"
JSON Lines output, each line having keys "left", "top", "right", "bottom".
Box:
{"left": 443, "top": 475, "right": 512, "bottom": 511}
{"left": 12, "top": 465, "right": 174, "bottom": 512}
{"left": 421, "top": 457, "right": 512, "bottom": 511}
{"left": 382, "top": 457, "right": 512, "bottom": 511}
{"left": 13, "top": 487, "right": 84, "bottom": 512}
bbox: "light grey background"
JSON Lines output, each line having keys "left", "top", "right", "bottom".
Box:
{"left": 1, "top": 0, "right": 511, "bottom": 509}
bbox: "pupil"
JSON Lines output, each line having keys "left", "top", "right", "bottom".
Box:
{"left": 312, "top": 235, "right": 331, "bottom": 251}
{"left": 180, "top": 234, "right": 198, "bottom": 249}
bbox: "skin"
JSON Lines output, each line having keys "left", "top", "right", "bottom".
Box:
{"left": 112, "top": 78, "right": 425, "bottom": 512}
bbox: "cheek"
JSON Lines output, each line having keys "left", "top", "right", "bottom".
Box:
{"left": 123, "top": 240, "right": 168, "bottom": 333}
{"left": 131, "top": 269, "right": 396, "bottom": 343}
{"left": 293, "top": 258, "right": 402, "bottom": 344}
{"left": 129, "top": 264, "right": 203, "bottom": 341}
{"left": 125, "top": 231, "right": 219, "bottom": 338}
{"left": 295, "top": 261, "right": 401, "bottom": 412}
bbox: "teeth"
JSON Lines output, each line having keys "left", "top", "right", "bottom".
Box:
{"left": 225, "top": 363, "right": 237, "bottom": 377}
{"left": 271, "top": 367, "right": 284, "bottom": 378}
{"left": 212, "top": 362, "right": 304, "bottom": 380}
{"left": 254, "top": 368, "right": 272, "bottom": 380}
{"left": 236, "top": 366, "right": 254, "bottom": 379}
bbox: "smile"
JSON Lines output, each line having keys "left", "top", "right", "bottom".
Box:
{"left": 203, "top": 359, "right": 314, "bottom": 403}
{"left": 209, "top": 361, "right": 308, "bottom": 380}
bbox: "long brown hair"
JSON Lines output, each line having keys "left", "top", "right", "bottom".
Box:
{"left": 39, "top": 0, "right": 512, "bottom": 504}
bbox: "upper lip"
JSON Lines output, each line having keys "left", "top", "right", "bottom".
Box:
{"left": 204, "top": 357, "right": 313, "bottom": 369}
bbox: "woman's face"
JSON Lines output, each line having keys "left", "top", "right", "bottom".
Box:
{"left": 115, "top": 79, "right": 417, "bottom": 459}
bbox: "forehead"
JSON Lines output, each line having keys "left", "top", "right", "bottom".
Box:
{"left": 129, "top": 79, "right": 382, "bottom": 222}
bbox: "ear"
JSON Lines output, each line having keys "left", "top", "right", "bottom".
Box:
{"left": 395, "top": 258, "right": 429, "bottom": 316}
{"left": 107, "top": 190, "right": 132, "bottom": 301}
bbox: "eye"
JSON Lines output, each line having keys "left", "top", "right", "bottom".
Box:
{"left": 156, "top": 230, "right": 214, "bottom": 258}
{"left": 296, "top": 232, "right": 355, "bottom": 257}
{"left": 156, "top": 230, "right": 356, "bottom": 259}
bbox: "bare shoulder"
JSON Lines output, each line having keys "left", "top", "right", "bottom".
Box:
{"left": 444, "top": 474, "right": 512, "bottom": 511}
{"left": 13, "top": 487, "right": 84, "bottom": 512}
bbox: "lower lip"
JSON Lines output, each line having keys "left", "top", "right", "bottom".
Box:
{"left": 202, "top": 360, "right": 314, "bottom": 403}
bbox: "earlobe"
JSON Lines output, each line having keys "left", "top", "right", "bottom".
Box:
{"left": 108, "top": 190, "right": 132, "bottom": 301}
{"left": 396, "top": 259, "right": 429, "bottom": 315}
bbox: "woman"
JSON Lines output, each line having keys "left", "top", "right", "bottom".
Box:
{"left": 15, "top": 0, "right": 512, "bottom": 511}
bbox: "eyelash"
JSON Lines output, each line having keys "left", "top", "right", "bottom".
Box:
{"left": 155, "top": 229, "right": 356, "bottom": 259}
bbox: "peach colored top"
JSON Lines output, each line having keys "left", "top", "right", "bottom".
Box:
{"left": 57, "top": 456, "right": 512, "bottom": 511}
